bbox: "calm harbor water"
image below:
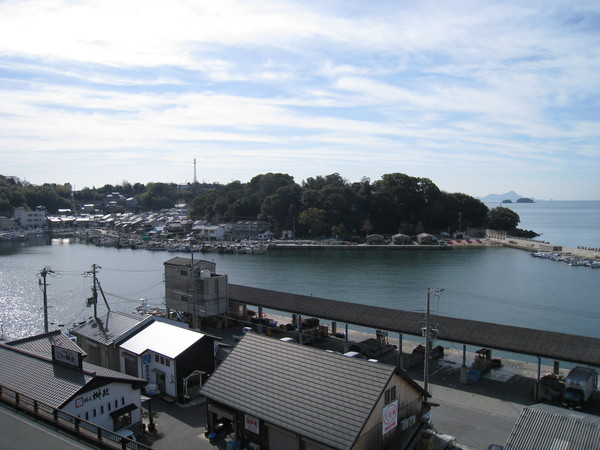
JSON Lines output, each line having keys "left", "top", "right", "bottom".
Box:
{"left": 1, "top": 201, "right": 599, "bottom": 347}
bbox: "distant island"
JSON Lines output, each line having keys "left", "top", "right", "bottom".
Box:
{"left": 501, "top": 197, "right": 534, "bottom": 204}
{"left": 480, "top": 191, "right": 537, "bottom": 203}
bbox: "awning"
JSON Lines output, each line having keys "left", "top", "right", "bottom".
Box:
{"left": 208, "top": 404, "right": 236, "bottom": 422}
{"left": 109, "top": 403, "right": 138, "bottom": 418}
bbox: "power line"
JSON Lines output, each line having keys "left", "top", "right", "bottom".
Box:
{"left": 443, "top": 289, "right": 600, "bottom": 320}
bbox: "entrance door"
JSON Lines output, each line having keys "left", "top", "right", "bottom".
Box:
{"left": 156, "top": 373, "right": 166, "bottom": 395}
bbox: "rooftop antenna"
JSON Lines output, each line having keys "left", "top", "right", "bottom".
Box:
{"left": 193, "top": 158, "right": 197, "bottom": 184}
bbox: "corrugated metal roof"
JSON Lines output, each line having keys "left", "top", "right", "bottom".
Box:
{"left": 229, "top": 284, "right": 600, "bottom": 367}
{"left": 505, "top": 404, "right": 600, "bottom": 449}
{"left": 201, "top": 333, "right": 414, "bottom": 450}
{"left": 71, "top": 311, "right": 147, "bottom": 346}
{"left": 0, "top": 343, "right": 145, "bottom": 409}
{"left": 7, "top": 330, "right": 87, "bottom": 357}
{"left": 119, "top": 321, "right": 205, "bottom": 359}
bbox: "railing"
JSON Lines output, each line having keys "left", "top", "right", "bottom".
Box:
{"left": 0, "top": 384, "right": 152, "bottom": 449}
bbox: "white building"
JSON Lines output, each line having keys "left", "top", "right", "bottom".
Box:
{"left": 13, "top": 207, "right": 46, "bottom": 228}
{"left": 119, "top": 321, "right": 217, "bottom": 403}
{"left": 192, "top": 223, "right": 225, "bottom": 240}
{"left": 3, "top": 332, "right": 147, "bottom": 433}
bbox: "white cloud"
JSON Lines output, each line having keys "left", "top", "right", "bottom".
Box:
{"left": 0, "top": 0, "right": 598, "bottom": 199}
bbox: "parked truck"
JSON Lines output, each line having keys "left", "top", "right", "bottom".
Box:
{"left": 562, "top": 366, "right": 597, "bottom": 410}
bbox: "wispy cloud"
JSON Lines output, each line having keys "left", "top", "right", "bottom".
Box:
{"left": 0, "top": 0, "right": 598, "bottom": 199}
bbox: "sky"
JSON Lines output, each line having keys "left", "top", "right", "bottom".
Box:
{"left": 0, "top": 1, "right": 598, "bottom": 201}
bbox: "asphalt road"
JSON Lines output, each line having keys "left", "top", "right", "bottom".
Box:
{"left": 0, "top": 404, "right": 97, "bottom": 450}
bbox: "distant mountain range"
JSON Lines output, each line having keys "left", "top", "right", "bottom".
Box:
{"left": 478, "top": 191, "right": 536, "bottom": 203}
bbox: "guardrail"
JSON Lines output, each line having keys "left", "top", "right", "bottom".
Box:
{"left": 0, "top": 384, "right": 152, "bottom": 449}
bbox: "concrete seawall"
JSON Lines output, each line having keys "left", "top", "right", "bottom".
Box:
{"left": 486, "top": 233, "right": 600, "bottom": 260}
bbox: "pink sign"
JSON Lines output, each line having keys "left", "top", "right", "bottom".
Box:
{"left": 382, "top": 400, "right": 398, "bottom": 434}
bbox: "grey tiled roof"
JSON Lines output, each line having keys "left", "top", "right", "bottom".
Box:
{"left": 7, "top": 330, "right": 87, "bottom": 357}
{"left": 0, "top": 342, "right": 145, "bottom": 409}
{"left": 71, "top": 311, "right": 148, "bottom": 346}
{"left": 505, "top": 404, "right": 600, "bottom": 449}
{"left": 201, "top": 333, "right": 400, "bottom": 449}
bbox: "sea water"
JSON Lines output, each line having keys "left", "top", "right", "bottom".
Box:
{"left": 1, "top": 201, "right": 598, "bottom": 344}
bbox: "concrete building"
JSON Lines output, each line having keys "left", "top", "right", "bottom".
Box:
{"left": 2, "top": 332, "right": 147, "bottom": 433}
{"left": 201, "top": 333, "right": 429, "bottom": 450}
{"left": 230, "top": 220, "right": 270, "bottom": 240}
{"left": 13, "top": 206, "right": 46, "bottom": 228}
{"left": 192, "top": 223, "right": 226, "bottom": 240}
{"left": 164, "top": 257, "right": 228, "bottom": 328}
{"left": 119, "top": 321, "right": 217, "bottom": 403}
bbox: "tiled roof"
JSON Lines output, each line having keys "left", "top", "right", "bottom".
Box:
{"left": 119, "top": 321, "right": 205, "bottom": 359}
{"left": 201, "top": 333, "right": 403, "bottom": 450}
{"left": 505, "top": 404, "right": 600, "bottom": 449}
{"left": 71, "top": 311, "right": 148, "bottom": 346}
{"left": 0, "top": 343, "right": 145, "bottom": 409}
{"left": 7, "top": 330, "right": 87, "bottom": 357}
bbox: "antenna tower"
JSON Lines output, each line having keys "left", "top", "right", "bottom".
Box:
{"left": 193, "top": 158, "right": 197, "bottom": 183}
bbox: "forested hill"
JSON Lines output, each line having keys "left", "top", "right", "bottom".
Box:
{"left": 0, "top": 172, "right": 490, "bottom": 239}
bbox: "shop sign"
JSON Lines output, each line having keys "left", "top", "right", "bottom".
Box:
{"left": 245, "top": 414, "right": 260, "bottom": 434}
{"left": 75, "top": 387, "right": 111, "bottom": 408}
{"left": 382, "top": 400, "right": 398, "bottom": 435}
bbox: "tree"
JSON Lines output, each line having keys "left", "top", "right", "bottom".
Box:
{"left": 487, "top": 207, "right": 520, "bottom": 230}
{"left": 298, "top": 207, "right": 327, "bottom": 238}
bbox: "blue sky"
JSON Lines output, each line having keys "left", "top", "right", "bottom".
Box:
{"left": 0, "top": 0, "right": 598, "bottom": 200}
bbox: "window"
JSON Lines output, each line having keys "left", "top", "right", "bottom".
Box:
{"left": 155, "top": 354, "right": 159, "bottom": 363}
{"left": 85, "top": 412, "right": 89, "bottom": 421}
{"left": 108, "top": 403, "right": 111, "bottom": 411}
{"left": 93, "top": 409, "right": 97, "bottom": 417}
{"left": 384, "top": 386, "right": 397, "bottom": 405}
{"left": 160, "top": 356, "right": 165, "bottom": 365}
{"left": 181, "top": 294, "right": 188, "bottom": 302}
{"left": 166, "top": 359, "right": 170, "bottom": 367}
{"left": 180, "top": 270, "right": 187, "bottom": 277}
{"left": 101, "top": 406, "right": 104, "bottom": 414}
{"left": 121, "top": 397, "right": 125, "bottom": 406}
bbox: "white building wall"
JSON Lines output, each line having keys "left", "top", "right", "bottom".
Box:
{"left": 14, "top": 208, "right": 46, "bottom": 228}
{"left": 61, "top": 382, "right": 142, "bottom": 431}
{"left": 121, "top": 350, "right": 177, "bottom": 399}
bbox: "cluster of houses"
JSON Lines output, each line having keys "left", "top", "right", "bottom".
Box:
{"left": 2, "top": 203, "right": 275, "bottom": 243}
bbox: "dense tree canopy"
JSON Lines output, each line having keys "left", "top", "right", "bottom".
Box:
{"left": 0, "top": 172, "right": 493, "bottom": 239}
{"left": 487, "top": 206, "right": 520, "bottom": 230}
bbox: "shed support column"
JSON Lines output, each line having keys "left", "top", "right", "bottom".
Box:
{"left": 331, "top": 321, "right": 337, "bottom": 336}
{"left": 460, "top": 345, "right": 468, "bottom": 385}
{"left": 297, "top": 315, "right": 303, "bottom": 345}
{"left": 343, "top": 324, "right": 350, "bottom": 353}
{"left": 533, "top": 356, "right": 542, "bottom": 401}
{"left": 257, "top": 307, "right": 263, "bottom": 334}
{"left": 397, "top": 333, "right": 403, "bottom": 370}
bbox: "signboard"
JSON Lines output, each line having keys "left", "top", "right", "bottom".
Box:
{"left": 75, "top": 387, "right": 111, "bottom": 408}
{"left": 52, "top": 345, "right": 82, "bottom": 369}
{"left": 382, "top": 400, "right": 398, "bottom": 435}
{"left": 244, "top": 414, "right": 260, "bottom": 434}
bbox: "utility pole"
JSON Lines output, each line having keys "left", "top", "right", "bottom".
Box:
{"left": 423, "top": 288, "right": 443, "bottom": 395}
{"left": 39, "top": 266, "right": 54, "bottom": 333}
{"left": 85, "top": 264, "right": 102, "bottom": 319}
